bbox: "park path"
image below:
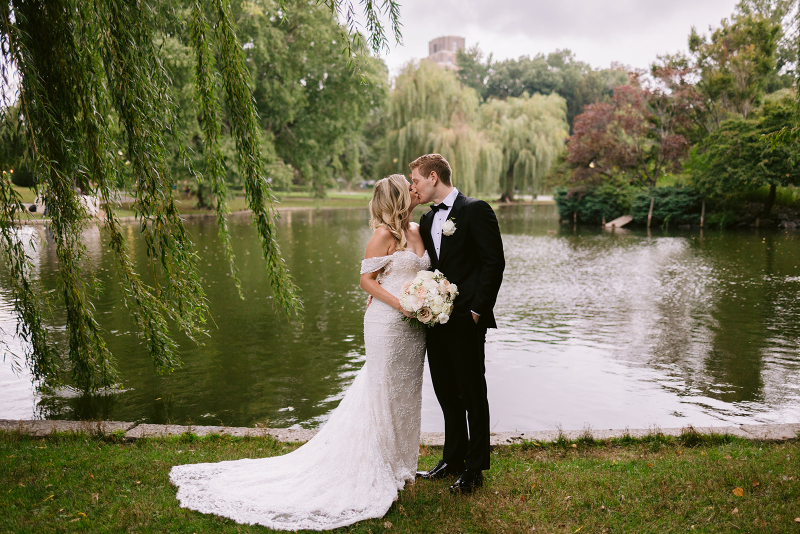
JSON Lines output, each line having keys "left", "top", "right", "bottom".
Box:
{"left": 1, "top": 419, "right": 798, "bottom": 444}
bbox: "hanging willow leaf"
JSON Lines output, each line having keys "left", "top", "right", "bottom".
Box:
{"left": 75, "top": 0, "right": 188, "bottom": 375}
{"left": 480, "top": 93, "right": 568, "bottom": 201}
{"left": 191, "top": 0, "right": 241, "bottom": 299}
{"left": 0, "top": 0, "right": 399, "bottom": 391}
{"left": 3, "top": 0, "right": 118, "bottom": 391}
{"left": 0, "top": 171, "right": 60, "bottom": 384}
{"left": 379, "top": 61, "right": 502, "bottom": 197}
{"left": 214, "top": 0, "right": 301, "bottom": 315}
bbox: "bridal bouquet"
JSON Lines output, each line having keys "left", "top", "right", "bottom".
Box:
{"left": 399, "top": 270, "right": 458, "bottom": 328}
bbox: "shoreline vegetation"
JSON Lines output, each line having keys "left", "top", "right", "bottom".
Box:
{"left": 14, "top": 184, "right": 800, "bottom": 231}
{"left": 554, "top": 182, "right": 800, "bottom": 231}
{"left": 2, "top": 427, "right": 798, "bottom": 533}
{"left": 10, "top": 186, "right": 557, "bottom": 225}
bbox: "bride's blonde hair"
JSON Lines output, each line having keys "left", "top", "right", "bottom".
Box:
{"left": 369, "top": 174, "right": 412, "bottom": 251}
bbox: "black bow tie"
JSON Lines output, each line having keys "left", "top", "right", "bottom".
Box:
{"left": 429, "top": 203, "right": 449, "bottom": 213}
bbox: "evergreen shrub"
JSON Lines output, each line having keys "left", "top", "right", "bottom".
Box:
{"left": 555, "top": 184, "right": 632, "bottom": 225}
{"left": 631, "top": 187, "right": 703, "bottom": 227}
{"left": 10, "top": 166, "right": 35, "bottom": 188}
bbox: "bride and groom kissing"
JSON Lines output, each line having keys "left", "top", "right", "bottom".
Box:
{"left": 170, "top": 153, "right": 506, "bottom": 530}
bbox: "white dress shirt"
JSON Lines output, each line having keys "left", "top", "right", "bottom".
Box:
{"left": 430, "top": 187, "right": 459, "bottom": 259}
{"left": 429, "top": 188, "right": 480, "bottom": 318}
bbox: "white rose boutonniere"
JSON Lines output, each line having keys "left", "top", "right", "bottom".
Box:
{"left": 442, "top": 218, "right": 456, "bottom": 236}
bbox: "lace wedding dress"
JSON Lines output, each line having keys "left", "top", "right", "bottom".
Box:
{"left": 170, "top": 250, "right": 430, "bottom": 531}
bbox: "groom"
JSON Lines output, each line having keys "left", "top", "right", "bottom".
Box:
{"left": 411, "top": 154, "right": 505, "bottom": 494}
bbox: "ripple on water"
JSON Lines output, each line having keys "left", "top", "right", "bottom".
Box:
{"left": 2, "top": 212, "right": 800, "bottom": 431}
{"left": 468, "top": 231, "right": 800, "bottom": 431}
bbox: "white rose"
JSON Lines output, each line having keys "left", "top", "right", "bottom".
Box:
{"left": 437, "top": 313, "right": 450, "bottom": 324}
{"left": 448, "top": 283, "right": 458, "bottom": 298}
{"left": 400, "top": 296, "right": 415, "bottom": 312}
{"left": 418, "top": 270, "right": 435, "bottom": 280}
{"left": 442, "top": 219, "right": 456, "bottom": 236}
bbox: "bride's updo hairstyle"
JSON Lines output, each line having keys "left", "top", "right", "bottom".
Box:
{"left": 369, "top": 174, "right": 412, "bottom": 252}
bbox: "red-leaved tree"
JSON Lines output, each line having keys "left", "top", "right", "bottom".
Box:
{"left": 567, "top": 75, "right": 691, "bottom": 188}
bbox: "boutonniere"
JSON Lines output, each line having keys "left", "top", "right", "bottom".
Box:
{"left": 442, "top": 218, "right": 456, "bottom": 236}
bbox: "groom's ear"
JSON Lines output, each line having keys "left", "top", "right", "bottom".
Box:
{"left": 429, "top": 171, "right": 439, "bottom": 186}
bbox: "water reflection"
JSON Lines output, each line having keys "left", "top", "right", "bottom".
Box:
{"left": 1, "top": 205, "right": 799, "bottom": 431}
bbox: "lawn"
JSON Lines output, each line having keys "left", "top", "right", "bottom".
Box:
{"left": 2, "top": 430, "right": 798, "bottom": 533}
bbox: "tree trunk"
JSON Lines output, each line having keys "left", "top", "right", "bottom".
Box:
{"left": 762, "top": 183, "right": 777, "bottom": 217}
{"left": 195, "top": 183, "right": 209, "bottom": 209}
{"left": 499, "top": 166, "right": 514, "bottom": 203}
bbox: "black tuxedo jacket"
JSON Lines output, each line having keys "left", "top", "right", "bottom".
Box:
{"left": 420, "top": 192, "right": 505, "bottom": 329}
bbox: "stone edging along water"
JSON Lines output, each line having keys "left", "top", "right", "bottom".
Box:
{"left": 1, "top": 419, "right": 798, "bottom": 445}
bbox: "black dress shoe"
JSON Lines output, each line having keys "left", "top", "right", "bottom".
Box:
{"left": 416, "top": 460, "right": 462, "bottom": 480}
{"left": 449, "top": 469, "right": 484, "bottom": 494}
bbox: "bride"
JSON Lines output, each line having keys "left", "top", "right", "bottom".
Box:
{"left": 169, "top": 174, "right": 430, "bottom": 530}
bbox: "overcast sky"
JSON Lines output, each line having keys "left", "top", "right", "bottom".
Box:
{"left": 376, "top": 0, "right": 741, "bottom": 75}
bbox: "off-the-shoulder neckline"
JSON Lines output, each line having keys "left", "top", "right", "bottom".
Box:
{"left": 363, "top": 249, "right": 428, "bottom": 261}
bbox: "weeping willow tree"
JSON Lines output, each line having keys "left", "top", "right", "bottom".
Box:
{"left": 379, "top": 60, "right": 502, "bottom": 196}
{"left": 0, "top": 0, "right": 399, "bottom": 392}
{"left": 480, "top": 93, "right": 568, "bottom": 201}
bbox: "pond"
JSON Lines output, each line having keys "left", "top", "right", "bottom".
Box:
{"left": 2, "top": 204, "right": 799, "bottom": 432}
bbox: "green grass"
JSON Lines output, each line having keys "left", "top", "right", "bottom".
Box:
{"left": 176, "top": 192, "right": 377, "bottom": 214}
{"left": 655, "top": 173, "right": 689, "bottom": 188}
{"left": 2, "top": 430, "right": 798, "bottom": 533}
{"left": 747, "top": 184, "right": 800, "bottom": 209}
{"left": 11, "top": 185, "right": 37, "bottom": 204}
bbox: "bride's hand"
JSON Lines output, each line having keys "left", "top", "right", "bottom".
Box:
{"left": 394, "top": 298, "right": 413, "bottom": 318}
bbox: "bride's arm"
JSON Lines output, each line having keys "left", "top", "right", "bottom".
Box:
{"left": 360, "top": 228, "right": 410, "bottom": 316}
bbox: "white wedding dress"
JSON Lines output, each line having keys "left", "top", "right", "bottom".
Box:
{"left": 170, "top": 250, "right": 430, "bottom": 531}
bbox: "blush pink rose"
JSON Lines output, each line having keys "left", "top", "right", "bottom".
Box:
{"left": 416, "top": 286, "right": 428, "bottom": 299}
{"left": 417, "top": 307, "right": 433, "bottom": 323}
{"left": 401, "top": 281, "right": 412, "bottom": 294}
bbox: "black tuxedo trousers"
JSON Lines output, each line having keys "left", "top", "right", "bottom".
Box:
{"left": 427, "top": 315, "right": 490, "bottom": 471}
{"left": 421, "top": 192, "right": 504, "bottom": 472}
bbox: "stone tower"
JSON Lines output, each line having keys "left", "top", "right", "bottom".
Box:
{"left": 426, "top": 36, "right": 465, "bottom": 70}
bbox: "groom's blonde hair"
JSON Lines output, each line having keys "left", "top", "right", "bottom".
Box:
{"left": 369, "top": 174, "right": 412, "bottom": 251}
{"left": 409, "top": 154, "right": 452, "bottom": 186}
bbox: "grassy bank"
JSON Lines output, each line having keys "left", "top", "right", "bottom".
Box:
{"left": 10, "top": 187, "right": 518, "bottom": 224}
{"left": 2, "top": 430, "right": 798, "bottom": 533}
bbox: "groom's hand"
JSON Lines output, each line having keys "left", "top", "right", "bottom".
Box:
{"left": 472, "top": 312, "right": 480, "bottom": 324}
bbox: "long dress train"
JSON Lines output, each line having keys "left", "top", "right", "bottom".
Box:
{"left": 169, "top": 250, "right": 430, "bottom": 531}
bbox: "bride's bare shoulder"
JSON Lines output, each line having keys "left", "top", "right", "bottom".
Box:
{"left": 407, "top": 222, "right": 421, "bottom": 235}
{"left": 365, "top": 226, "right": 394, "bottom": 258}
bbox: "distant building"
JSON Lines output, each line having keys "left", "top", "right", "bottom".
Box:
{"left": 426, "top": 36, "right": 465, "bottom": 70}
